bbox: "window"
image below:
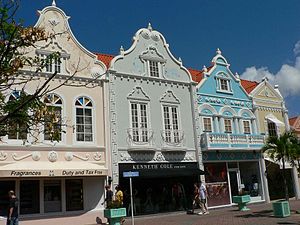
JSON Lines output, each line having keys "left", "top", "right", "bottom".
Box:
{"left": 224, "top": 119, "right": 232, "bottom": 133}
{"left": 75, "top": 97, "right": 93, "bottom": 142}
{"left": 44, "top": 180, "right": 62, "bottom": 213}
{"left": 220, "top": 79, "right": 229, "bottom": 91}
{"left": 149, "top": 61, "right": 159, "bottom": 77}
{"left": 20, "top": 180, "right": 40, "bottom": 214}
{"left": 203, "top": 117, "right": 212, "bottom": 132}
{"left": 7, "top": 91, "right": 27, "bottom": 140}
{"left": 268, "top": 121, "right": 277, "bottom": 137}
{"left": 46, "top": 57, "right": 61, "bottom": 73}
{"left": 44, "top": 94, "right": 62, "bottom": 141}
{"left": 131, "top": 102, "right": 149, "bottom": 142}
{"left": 163, "top": 105, "right": 180, "bottom": 143}
{"left": 66, "top": 179, "right": 83, "bottom": 211}
{"left": 243, "top": 120, "right": 251, "bottom": 134}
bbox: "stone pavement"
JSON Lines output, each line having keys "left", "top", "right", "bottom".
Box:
{"left": 1, "top": 199, "right": 300, "bottom": 225}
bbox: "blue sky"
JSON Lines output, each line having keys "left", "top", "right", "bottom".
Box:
{"left": 18, "top": 0, "right": 300, "bottom": 116}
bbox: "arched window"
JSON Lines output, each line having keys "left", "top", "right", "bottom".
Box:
{"left": 44, "top": 93, "right": 62, "bottom": 141}
{"left": 7, "top": 91, "right": 27, "bottom": 140}
{"left": 75, "top": 97, "right": 93, "bottom": 142}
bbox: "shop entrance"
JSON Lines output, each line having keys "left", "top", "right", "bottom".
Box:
{"left": 229, "top": 169, "right": 239, "bottom": 200}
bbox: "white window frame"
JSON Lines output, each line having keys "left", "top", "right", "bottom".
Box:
{"left": 162, "top": 104, "right": 181, "bottom": 144}
{"left": 267, "top": 121, "right": 278, "bottom": 137}
{"left": 203, "top": 117, "right": 213, "bottom": 133}
{"left": 224, "top": 118, "right": 233, "bottom": 133}
{"left": 75, "top": 96, "right": 94, "bottom": 143}
{"left": 129, "top": 101, "right": 150, "bottom": 143}
{"left": 242, "top": 120, "right": 251, "bottom": 134}
{"left": 148, "top": 60, "right": 161, "bottom": 78}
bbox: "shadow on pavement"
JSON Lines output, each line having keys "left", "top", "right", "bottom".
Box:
{"left": 235, "top": 209, "right": 273, "bottom": 218}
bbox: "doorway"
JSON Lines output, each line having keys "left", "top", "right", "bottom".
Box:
{"left": 229, "top": 170, "right": 239, "bottom": 200}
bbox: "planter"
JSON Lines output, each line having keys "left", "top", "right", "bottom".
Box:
{"left": 232, "top": 195, "right": 251, "bottom": 211}
{"left": 104, "top": 208, "right": 126, "bottom": 225}
{"left": 272, "top": 200, "right": 290, "bottom": 218}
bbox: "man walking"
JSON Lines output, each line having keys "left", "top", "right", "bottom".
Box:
{"left": 7, "top": 190, "right": 18, "bottom": 225}
{"left": 199, "top": 181, "right": 209, "bottom": 215}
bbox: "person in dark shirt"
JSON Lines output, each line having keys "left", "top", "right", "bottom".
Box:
{"left": 102, "top": 185, "right": 113, "bottom": 208}
{"left": 7, "top": 190, "right": 18, "bottom": 225}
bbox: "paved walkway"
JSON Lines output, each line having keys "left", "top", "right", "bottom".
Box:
{"left": 1, "top": 200, "right": 300, "bottom": 225}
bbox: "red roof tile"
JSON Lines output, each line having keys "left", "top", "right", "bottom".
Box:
{"left": 95, "top": 53, "right": 114, "bottom": 69}
{"left": 289, "top": 116, "right": 298, "bottom": 126}
{"left": 240, "top": 79, "right": 259, "bottom": 94}
{"left": 188, "top": 68, "right": 204, "bottom": 83}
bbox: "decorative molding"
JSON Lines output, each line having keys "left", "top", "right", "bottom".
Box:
{"left": 12, "top": 153, "right": 32, "bottom": 161}
{"left": 48, "top": 151, "right": 58, "bottom": 162}
{"left": 160, "top": 90, "right": 180, "bottom": 104}
{"left": 139, "top": 45, "right": 166, "bottom": 63}
{"left": 93, "top": 152, "right": 102, "bottom": 161}
{"left": 127, "top": 86, "right": 150, "bottom": 101}
{"left": 0, "top": 151, "right": 7, "bottom": 161}
{"left": 48, "top": 17, "right": 60, "bottom": 27}
{"left": 32, "top": 151, "right": 41, "bottom": 161}
{"left": 65, "top": 152, "right": 74, "bottom": 161}
{"left": 73, "top": 153, "right": 90, "bottom": 161}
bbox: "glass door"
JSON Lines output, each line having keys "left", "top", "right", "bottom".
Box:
{"left": 229, "top": 170, "right": 239, "bottom": 200}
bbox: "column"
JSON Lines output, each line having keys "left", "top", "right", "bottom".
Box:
{"left": 259, "top": 157, "right": 270, "bottom": 203}
{"left": 254, "top": 108, "right": 262, "bottom": 134}
{"left": 219, "top": 117, "right": 224, "bottom": 133}
{"left": 252, "top": 118, "right": 258, "bottom": 134}
{"left": 213, "top": 115, "right": 219, "bottom": 133}
{"left": 234, "top": 117, "right": 240, "bottom": 133}
{"left": 292, "top": 166, "right": 300, "bottom": 200}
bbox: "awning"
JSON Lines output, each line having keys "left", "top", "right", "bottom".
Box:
{"left": 267, "top": 116, "right": 285, "bottom": 126}
{"left": 264, "top": 157, "right": 292, "bottom": 169}
{"left": 0, "top": 161, "right": 108, "bottom": 178}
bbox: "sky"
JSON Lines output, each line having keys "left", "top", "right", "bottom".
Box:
{"left": 17, "top": 0, "right": 300, "bottom": 117}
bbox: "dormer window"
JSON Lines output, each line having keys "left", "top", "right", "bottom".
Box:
{"left": 149, "top": 61, "right": 159, "bottom": 77}
{"left": 220, "top": 79, "right": 229, "bottom": 91}
{"left": 46, "top": 57, "right": 61, "bottom": 73}
{"left": 216, "top": 72, "right": 232, "bottom": 93}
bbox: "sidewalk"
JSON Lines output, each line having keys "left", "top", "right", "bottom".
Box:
{"left": 1, "top": 200, "right": 300, "bottom": 225}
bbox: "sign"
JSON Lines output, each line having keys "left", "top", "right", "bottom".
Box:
{"left": 123, "top": 171, "right": 139, "bottom": 178}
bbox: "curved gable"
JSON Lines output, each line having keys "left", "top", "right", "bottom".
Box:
{"left": 110, "top": 24, "right": 192, "bottom": 83}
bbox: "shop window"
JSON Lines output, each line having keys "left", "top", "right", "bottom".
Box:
{"left": 130, "top": 102, "right": 149, "bottom": 143}
{"left": 44, "top": 180, "right": 62, "bottom": 213}
{"left": 224, "top": 119, "right": 232, "bottom": 133}
{"left": 75, "top": 97, "right": 93, "bottom": 142}
{"left": 66, "top": 179, "right": 83, "bottom": 211}
{"left": 0, "top": 181, "right": 15, "bottom": 217}
{"left": 44, "top": 93, "right": 62, "bottom": 141}
{"left": 243, "top": 120, "right": 251, "bottom": 134}
{"left": 20, "top": 180, "right": 40, "bottom": 214}
{"left": 268, "top": 121, "right": 277, "bottom": 137}
{"left": 203, "top": 117, "right": 212, "bottom": 132}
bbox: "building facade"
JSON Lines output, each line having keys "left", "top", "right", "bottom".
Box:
{"left": 249, "top": 78, "right": 300, "bottom": 201}
{"left": 194, "top": 49, "right": 266, "bottom": 207}
{"left": 0, "top": 3, "right": 110, "bottom": 218}
{"left": 107, "top": 24, "right": 203, "bottom": 214}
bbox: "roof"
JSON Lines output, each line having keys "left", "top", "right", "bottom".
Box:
{"left": 289, "top": 116, "right": 299, "bottom": 126}
{"left": 95, "top": 53, "right": 114, "bottom": 69}
{"left": 188, "top": 68, "right": 204, "bottom": 83}
{"left": 240, "top": 79, "right": 259, "bottom": 94}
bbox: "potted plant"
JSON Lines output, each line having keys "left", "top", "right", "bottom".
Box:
{"left": 232, "top": 188, "right": 251, "bottom": 211}
{"left": 104, "top": 201, "right": 126, "bottom": 225}
{"left": 262, "top": 131, "right": 299, "bottom": 217}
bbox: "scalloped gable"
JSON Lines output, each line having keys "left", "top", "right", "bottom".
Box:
{"left": 110, "top": 24, "right": 192, "bottom": 83}
{"left": 31, "top": 4, "right": 106, "bottom": 78}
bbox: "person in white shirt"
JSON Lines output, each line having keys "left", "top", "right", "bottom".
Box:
{"left": 198, "top": 181, "right": 209, "bottom": 215}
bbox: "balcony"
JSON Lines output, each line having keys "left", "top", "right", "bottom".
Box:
{"left": 127, "top": 128, "right": 155, "bottom": 151}
{"left": 160, "top": 129, "right": 186, "bottom": 151}
{"left": 200, "top": 132, "right": 264, "bottom": 150}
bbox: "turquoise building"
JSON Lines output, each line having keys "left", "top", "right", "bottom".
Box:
{"left": 195, "top": 49, "right": 267, "bottom": 207}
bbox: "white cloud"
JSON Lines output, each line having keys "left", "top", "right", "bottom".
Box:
{"left": 241, "top": 57, "right": 300, "bottom": 97}
{"left": 293, "top": 41, "right": 300, "bottom": 55}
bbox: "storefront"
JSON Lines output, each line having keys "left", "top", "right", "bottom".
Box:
{"left": 202, "top": 151, "right": 265, "bottom": 208}
{"left": 119, "top": 162, "right": 204, "bottom": 215}
{"left": 0, "top": 162, "right": 107, "bottom": 217}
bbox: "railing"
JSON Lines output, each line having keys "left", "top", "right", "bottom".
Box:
{"left": 127, "top": 128, "right": 154, "bottom": 148}
{"left": 201, "top": 132, "right": 264, "bottom": 150}
{"left": 161, "top": 129, "right": 184, "bottom": 147}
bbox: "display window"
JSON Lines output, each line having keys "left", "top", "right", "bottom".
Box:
{"left": 66, "top": 179, "right": 83, "bottom": 211}
{"left": 44, "top": 180, "right": 62, "bottom": 213}
{"left": 20, "top": 180, "right": 40, "bottom": 214}
{"left": 0, "top": 181, "right": 15, "bottom": 216}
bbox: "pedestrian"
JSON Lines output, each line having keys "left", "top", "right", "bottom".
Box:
{"left": 199, "top": 181, "right": 209, "bottom": 215}
{"left": 115, "top": 185, "right": 125, "bottom": 224}
{"left": 102, "top": 185, "right": 113, "bottom": 208}
{"left": 7, "top": 190, "right": 19, "bottom": 225}
{"left": 192, "top": 183, "right": 200, "bottom": 214}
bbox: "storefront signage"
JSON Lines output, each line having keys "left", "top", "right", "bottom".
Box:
{"left": 123, "top": 171, "right": 139, "bottom": 177}
{"left": 1, "top": 169, "right": 106, "bottom": 178}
